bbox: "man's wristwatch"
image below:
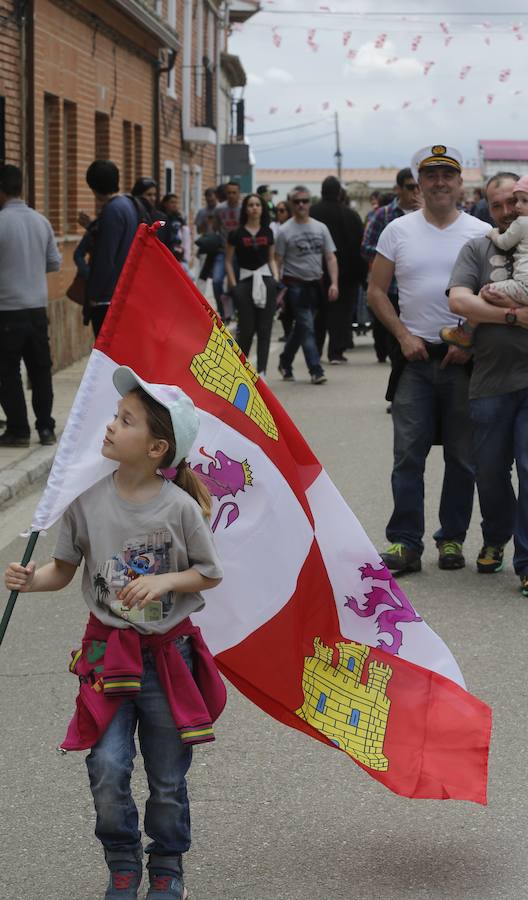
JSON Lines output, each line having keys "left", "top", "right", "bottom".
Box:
{"left": 505, "top": 308, "right": 519, "bottom": 325}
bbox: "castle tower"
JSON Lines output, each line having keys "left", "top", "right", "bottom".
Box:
{"left": 336, "top": 641, "right": 369, "bottom": 688}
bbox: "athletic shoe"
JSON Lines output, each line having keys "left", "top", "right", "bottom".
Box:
{"left": 439, "top": 323, "right": 474, "bottom": 350}
{"left": 329, "top": 355, "right": 348, "bottom": 365}
{"left": 278, "top": 360, "right": 294, "bottom": 381}
{"left": 476, "top": 544, "right": 505, "bottom": 574}
{"left": 104, "top": 863, "right": 142, "bottom": 898}
{"left": 380, "top": 543, "right": 422, "bottom": 574}
{"left": 437, "top": 540, "right": 465, "bottom": 570}
{"left": 310, "top": 373, "right": 327, "bottom": 384}
{"left": 146, "top": 873, "right": 188, "bottom": 899}
{"left": 0, "top": 430, "right": 30, "bottom": 448}
{"left": 520, "top": 575, "right": 528, "bottom": 598}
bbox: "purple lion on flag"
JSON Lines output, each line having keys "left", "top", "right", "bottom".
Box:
{"left": 192, "top": 447, "right": 253, "bottom": 532}
{"left": 345, "top": 562, "right": 422, "bottom": 655}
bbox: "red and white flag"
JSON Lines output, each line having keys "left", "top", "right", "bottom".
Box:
{"left": 31, "top": 227, "right": 492, "bottom": 803}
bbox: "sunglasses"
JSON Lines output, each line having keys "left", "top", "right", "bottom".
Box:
{"left": 292, "top": 198, "right": 310, "bottom": 205}
{"left": 276, "top": 207, "right": 288, "bottom": 213}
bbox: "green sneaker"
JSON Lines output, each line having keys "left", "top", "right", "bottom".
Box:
{"left": 477, "top": 544, "right": 504, "bottom": 574}
{"left": 520, "top": 575, "right": 528, "bottom": 598}
{"left": 380, "top": 543, "right": 422, "bottom": 574}
{"left": 437, "top": 540, "right": 465, "bottom": 570}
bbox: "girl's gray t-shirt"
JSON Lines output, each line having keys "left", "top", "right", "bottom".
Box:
{"left": 54, "top": 474, "right": 223, "bottom": 634}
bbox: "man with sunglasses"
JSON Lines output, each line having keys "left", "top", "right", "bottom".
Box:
{"left": 362, "top": 168, "right": 421, "bottom": 363}
{"left": 275, "top": 185, "right": 338, "bottom": 384}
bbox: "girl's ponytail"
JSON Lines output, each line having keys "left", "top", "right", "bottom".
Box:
{"left": 175, "top": 461, "right": 213, "bottom": 518}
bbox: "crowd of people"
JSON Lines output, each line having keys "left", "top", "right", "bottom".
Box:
{"left": 3, "top": 143, "right": 528, "bottom": 899}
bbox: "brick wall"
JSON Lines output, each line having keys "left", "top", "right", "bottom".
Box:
{"left": 33, "top": 0, "right": 159, "bottom": 368}
{"left": 0, "top": 0, "right": 22, "bottom": 165}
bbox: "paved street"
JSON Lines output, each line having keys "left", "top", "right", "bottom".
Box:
{"left": 1, "top": 335, "right": 527, "bottom": 900}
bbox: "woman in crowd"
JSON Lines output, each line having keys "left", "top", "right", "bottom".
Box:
{"left": 225, "top": 193, "right": 279, "bottom": 378}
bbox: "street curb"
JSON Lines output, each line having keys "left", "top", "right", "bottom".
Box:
{"left": 0, "top": 444, "right": 56, "bottom": 510}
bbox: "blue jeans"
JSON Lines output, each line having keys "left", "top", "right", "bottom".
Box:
{"left": 212, "top": 252, "right": 226, "bottom": 318}
{"left": 470, "top": 386, "right": 528, "bottom": 574}
{"left": 280, "top": 282, "right": 324, "bottom": 376}
{"left": 86, "top": 638, "right": 193, "bottom": 864}
{"left": 387, "top": 359, "right": 475, "bottom": 552}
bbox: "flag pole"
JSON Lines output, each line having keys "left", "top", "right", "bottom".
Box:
{"left": 0, "top": 530, "right": 40, "bottom": 648}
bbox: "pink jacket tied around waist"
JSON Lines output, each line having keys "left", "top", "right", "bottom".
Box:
{"left": 61, "top": 614, "right": 227, "bottom": 751}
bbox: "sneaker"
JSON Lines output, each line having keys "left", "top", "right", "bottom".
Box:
{"left": 38, "top": 428, "right": 56, "bottom": 446}
{"left": 380, "top": 543, "right": 422, "bottom": 574}
{"left": 146, "top": 873, "right": 188, "bottom": 899}
{"left": 105, "top": 863, "right": 142, "bottom": 899}
{"left": 310, "top": 373, "right": 327, "bottom": 384}
{"left": 477, "top": 544, "right": 505, "bottom": 574}
{"left": 278, "top": 361, "right": 294, "bottom": 381}
{"left": 0, "top": 430, "right": 30, "bottom": 448}
{"left": 329, "top": 355, "right": 348, "bottom": 365}
{"left": 437, "top": 540, "right": 465, "bottom": 570}
{"left": 439, "top": 323, "right": 474, "bottom": 350}
{"left": 520, "top": 575, "right": 528, "bottom": 597}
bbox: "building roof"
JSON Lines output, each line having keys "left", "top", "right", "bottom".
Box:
{"left": 479, "top": 141, "right": 528, "bottom": 161}
{"left": 256, "top": 167, "right": 483, "bottom": 185}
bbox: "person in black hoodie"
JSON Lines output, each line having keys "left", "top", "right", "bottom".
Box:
{"left": 310, "top": 176, "right": 367, "bottom": 363}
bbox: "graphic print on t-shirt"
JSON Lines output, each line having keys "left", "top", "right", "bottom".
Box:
{"left": 290, "top": 233, "right": 324, "bottom": 257}
{"left": 93, "top": 528, "right": 173, "bottom": 625}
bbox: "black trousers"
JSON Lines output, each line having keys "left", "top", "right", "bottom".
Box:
{"left": 90, "top": 304, "right": 109, "bottom": 338}
{"left": 0, "top": 307, "right": 55, "bottom": 437}
{"left": 232, "top": 277, "right": 277, "bottom": 374}
{"left": 315, "top": 280, "right": 358, "bottom": 360}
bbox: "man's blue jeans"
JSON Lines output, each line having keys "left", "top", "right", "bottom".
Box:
{"left": 386, "top": 358, "right": 475, "bottom": 553}
{"left": 212, "top": 251, "right": 226, "bottom": 319}
{"left": 86, "top": 638, "right": 193, "bottom": 864}
{"left": 470, "top": 386, "right": 528, "bottom": 575}
{"left": 280, "top": 282, "right": 324, "bottom": 376}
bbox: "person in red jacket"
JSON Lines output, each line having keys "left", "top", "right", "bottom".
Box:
{"left": 5, "top": 368, "right": 224, "bottom": 900}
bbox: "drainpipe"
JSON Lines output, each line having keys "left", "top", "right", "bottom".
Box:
{"left": 21, "top": 0, "right": 35, "bottom": 206}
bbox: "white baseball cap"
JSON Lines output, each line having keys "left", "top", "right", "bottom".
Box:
{"left": 113, "top": 366, "right": 200, "bottom": 467}
{"left": 411, "top": 144, "right": 463, "bottom": 180}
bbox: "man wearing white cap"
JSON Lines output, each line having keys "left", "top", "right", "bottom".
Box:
{"left": 368, "top": 144, "right": 489, "bottom": 575}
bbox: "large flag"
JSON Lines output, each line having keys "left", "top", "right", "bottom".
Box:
{"left": 32, "top": 224, "right": 491, "bottom": 803}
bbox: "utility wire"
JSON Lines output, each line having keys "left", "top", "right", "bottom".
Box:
{"left": 248, "top": 117, "right": 332, "bottom": 137}
{"left": 254, "top": 130, "right": 334, "bottom": 154}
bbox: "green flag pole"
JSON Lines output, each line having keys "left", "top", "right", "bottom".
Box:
{"left": 0, "top": 530, "right": 40, "bottom": 648}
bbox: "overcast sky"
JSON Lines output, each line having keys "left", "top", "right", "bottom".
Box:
{"left": 229, "top": 1, "right": 528, "bottom": 171}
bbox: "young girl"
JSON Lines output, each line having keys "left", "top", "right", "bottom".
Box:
{"left": 5, "top": 367, "right": 225, "bottom": 900}
{"left": 226, "top": 193, "right": 279, "bottom": 378}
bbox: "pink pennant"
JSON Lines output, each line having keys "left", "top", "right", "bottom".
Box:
{"left": 386, "top": 56, "right": 399, "bottom": 65}
{"left": 245, "top": 114, "right": 255, "bottom": 122}
{"left": 343, "top": 31, "right": 351, "bottom": 46}
{"left": 411, "top": 35, "right": 422, "bottom": 51}
{"left": 322, "top": 101, "right": 330, "bottom": 110}
{"left": 269, "top": 106, "right": 278, "bottom": 114}
{"left": 373, "top": 104, "right": 381, "bottom": 111}
{"left": 346, "top": 99, "right": 354, "bottom": 108}
{"left": 423, "top": 60, "right": 435, "bottom": 76}
{"left": 440, "top": 22, "right": 450, "bottom": 34}
{"left": 431, "top": 97, "right": 438, "bottom": 106}
{"left": 458, "top": 96, "right": 465, "bottom": 105}
{"left": 459, "top": 65, "right": 472, "bottom": 80}
{"left": 294, "top": 105, "right": 303, "bottom": 114}
{"left": 347, "top": 49, "right": 357, "bottom": 60}
{"left": 374, "top": 33, "right": 387, "bottom": 49}
{"left": 499, "top": 68, "right": 511, "bottom": 82}
{"left": 402, "top": 100, "right": 411, "bottom": 109}
{"left": 487, "top": 94, "right": 494, "bottom": 105}
{"left": 307, "top": 28, "right": 318, "bottom": 52}
{"left": 271, "top": 26, "right": 281, "bottom": 48}
{"left": 514, "top": 90, "right": 523, "bottom": 95}
{"left": 319, "top": 4, "right": 331, "bottom": 9}
{"left": 444, "top": 36, "right": 453, "bottom": 47}
{"left": 484, "top": 37, "right": 491, "bottom": 46}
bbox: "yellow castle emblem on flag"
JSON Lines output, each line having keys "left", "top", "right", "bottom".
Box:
{"left": 296, "top": 638, "right": 392, "bottom": 771}
{"left": 191, "top": 317, "right": 278, "bottom": 441}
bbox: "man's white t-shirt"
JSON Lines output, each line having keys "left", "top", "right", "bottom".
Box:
{"left": 376, "top": 210, "right": 490, "bottom": 343}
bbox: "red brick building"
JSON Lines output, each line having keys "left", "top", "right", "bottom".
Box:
{"left": 0, "top": 0, "right": 256, "bottom": 368}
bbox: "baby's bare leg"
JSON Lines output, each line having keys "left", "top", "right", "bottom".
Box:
{"left": 481, "top": 280, "right": 528, "bottom": 306}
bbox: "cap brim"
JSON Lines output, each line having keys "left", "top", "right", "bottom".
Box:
{"left": 419, "top": 158, "right": 461, "bottom": 172}
{"left": 113, "top": 366, "right": 145, "bottom": 398}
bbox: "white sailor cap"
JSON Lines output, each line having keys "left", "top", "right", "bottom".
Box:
{"left": 411, "top": 145, "right": 463, "bottom": 180}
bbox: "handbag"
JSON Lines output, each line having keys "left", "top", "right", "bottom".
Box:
{"left": 195, "top": 232, "right": 223, "bottom": 255}
{"left": 66, "top": 272, "right": 87, "bottom": 306}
